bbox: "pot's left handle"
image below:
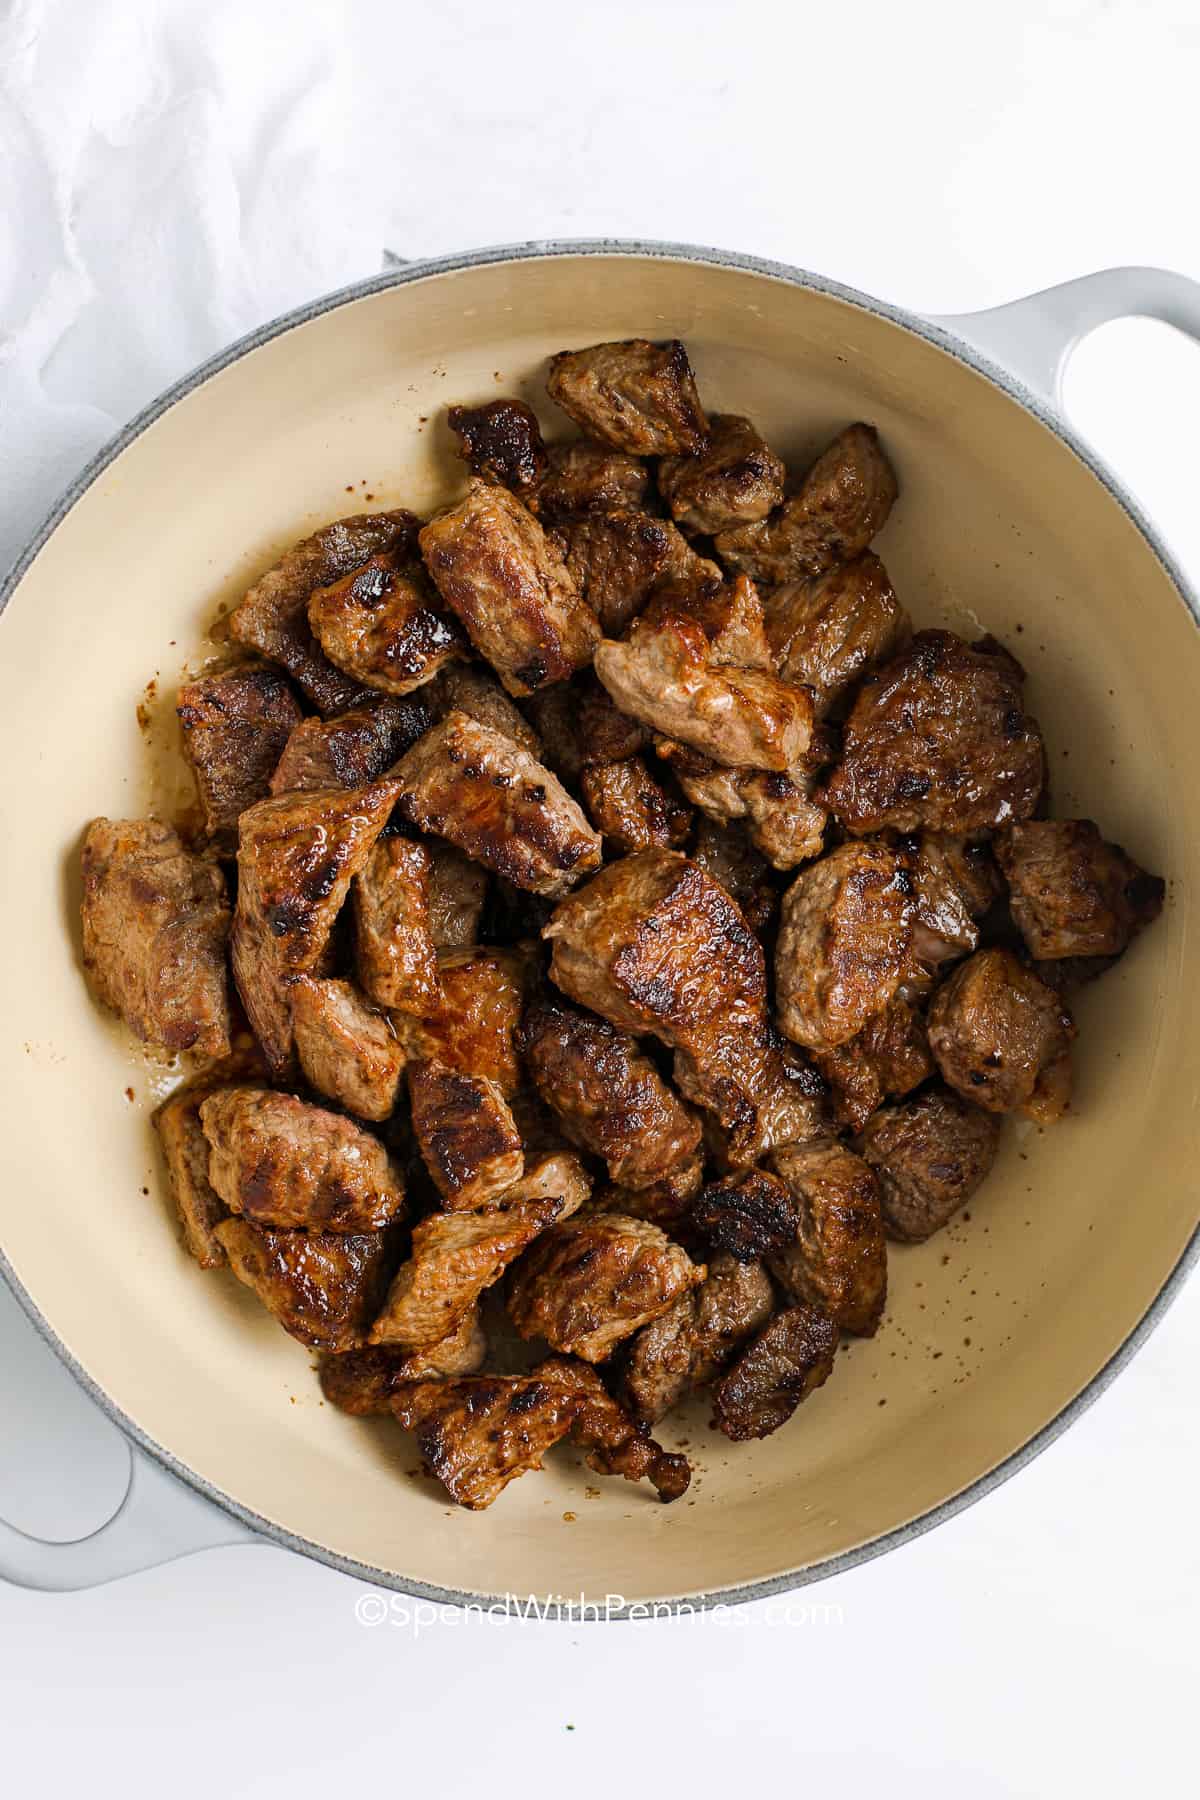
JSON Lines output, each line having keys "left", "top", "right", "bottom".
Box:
{"left": 0, "top": 1443, "right": 257, "bottom": 1591}
{"left": 928, "top": 265, "right": 1200, "bottom": 409}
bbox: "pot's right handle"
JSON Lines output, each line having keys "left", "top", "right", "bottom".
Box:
{"left": 928, "top": 265, "right": 1200, "bottom": 410}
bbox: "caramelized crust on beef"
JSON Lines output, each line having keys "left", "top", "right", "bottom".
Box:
{"left": 859, "top": 1086, "right": 1000, "bottom": 1241}
{"left": 447, "top": 399, "right": 548, "bottom": 493}
{"left": 423, "top": 661, "right": 542, "bottom": 754}
{"left": 393, "top": 947, "right": 530, "bottom": 1096}
{"left": 549, "top": 507, "right": 672, "bottom": 635}
{"left": 691, "top": 1167, "right": 801, "bottom": 1262}
{"left": 308, "top": 552, "right": 465, "bottom": 695}
{"left": 177, "top": 661, "right": 304, "bottom": 849}
{"left": 533, "top": 440, "right": 651, "bottom": 519}
{"left": 546, "top": 338, "right": 708, "bottom": 456}
{"left": 419, "top": 483, "right": 600, "bottom": 696}
{"left": 715, "top": 424, "right": 897, "bottom": 584}
{"left": 370, "top": 1196, "right": 561, "bottom": 1348}
{"left": 813, "top": 995, "right": 932, "bottom": 1130}
{"left": 353, "top": 836, "right": 440, "bottom": 1015}
{"left": 821, "top": 631, "right": 1046, "bottom": 836}
{"left": 519, "top": 993, "right": 702, "bottom": 1189}
{"left": 657, "top": 739, "right": 828, "bottom": 870}
{"left": 592, "top": 1158, "right": 704, "bottom": 1233}
{"left": 581, "top": 755, "right": 692, "bottom": 852}
{"left": 392, "top": 711, "right": 602, "bottom": 897}
{"left": 290, "top": 976, "right": 405, "bottom": 1121}
{"left": 765, "top": 552, "right": 909, "bottom": 716}
{"left": 775, "top": 841, "right": 916, "bottom": 1052}
{"left": 408, "top": 1059, "right": 524, "bottom": 1209}
{"left": 200, "top": 1086, "right": 406, "bottom": 1232}
{"left": 318, "top": 1308, "right": 487, "bottom": 1414}
{"left": 659, "top": 413, "right": 785, "bottom": 535}
{"left": 269, "top": 695, "right": 431, "bottom": 795}
{"left": 768, "top": 1139, "right": 887, "bottom": 1335}
{"left": 153, "top": 1080, "right": 232, "bottom": 1268}
{"left": 711, "top": 1303, "right": 839, "bottom": 1441}
{"left": 995, "top": 819, "right": 1165, "bottom": 961}
{"left": 231, "top": 779, "right": 399, "bottom": 1072}
{"left": 390, "top": 1370, "right": 582, "bottom": 1509}
{"left": 537, "top": 1357, "right": 691, "bottom": 1501}
{"left": 81, "top": 818, "right": 232, "bottom": 1058}
{"left": 621, "top": 1253, "right": 774, "bottom": 1423}
{"left": 216, "top": 1219, "right": 392, "bottom": 1349}
{"left": 507, "top": 1212, "right": 705, "bottom": 1362}
{"left": 927, "top": 947, "right": 1075, "bottom": 1121}
{"left": 230, "top": 510, "right": 420, "bottom": 713}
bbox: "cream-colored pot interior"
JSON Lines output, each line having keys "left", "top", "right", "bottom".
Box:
{"left": 1, "top": 250, "right": 1196, "bottom": 1608}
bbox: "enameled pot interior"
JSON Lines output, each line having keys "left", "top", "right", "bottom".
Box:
{"left": 1, "top": 251, "right": 1195, "bottom": 1607}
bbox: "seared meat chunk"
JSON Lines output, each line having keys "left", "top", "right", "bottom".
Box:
{"left": 821, "top": 630, "right": 1046, "bottom": 836}
{"left": 447, "top": 398, "right": 548, "bottom": 493}
{"left": 502, "top": 1150, "right": 592, "bottom": 1219}
{"left": 659, "top": 413, "right": 785, "bottom": 535}
{"left": 765, "top": 552, "right": 909, "bottom": 716}
{"left": 537, "top": 1358, "right": 691, "bottom": 1501}
{"left": 390, "top": 1370, "right": 581, "bottom": 1510}
{"left": 581, "top": 755, "right": 692, "bottom": 852}
{"left": 394, "top": 946, "right": 529, "bottom": 1096}
{"left": 546, "top": 338, "right": 708, "bottom": 456}
{"left": 859, "top": 1086, "right": 1000, "bottom": 1241}
{"left": 689, "top": 817, "right": 777, "bottom": 934}
{"left": 153, "top": 1080, "right": 232, "bottom": 1268}
{"left": 425, "top": 844, "right": 488, "bottom": 948}
{"left": 291, "top": 976, "right": 405, "bottom": 1121}
{"left": 507, "top": 1212, "right": 705, "bottom": 1362}
{"left": 907, "top": 832, "right": 983, "bottom": 979}
{"left": 711, "top": 1303, "right": 839, "bottom": 1442}
{"left": 768, "top": 1140, "right": 887, "bottom": 1335}
{"left": 216, "top": 1220, "right": 391, "bottom": 1350}
{"left": 658, "top": 740, "right": 828, "bottom": 870}
{"left": 775, "top": 841, "right": 916, "bottom": 1052}
{"left": 230, "top": 510, "right": 420, "bottom": 713}
{"left": 80, "top": 818, "right": 231, "bottom": 1058}
{"left": 353, "top": 836, "right": 440, "bottom": 1015}
{"left": 533, "top": 439, "right": 650, "bottom": 519}
{"left": 995, "top": 819, "right": 1165, "bottom": 960}
{"left": 370, "top": 1195, "right": 561, "bottom": 1348}
{"left": 392, "top": 711, "right": 602, "bottom": 897}
{"left": 813, "top": 995, "right": 932, "bottom": 1131}
{"left": 424, "top": 661, "right": 541, "bottom": 754}
{"left": 691, "top": 1167, "right": 800, "bottom": 1262}
{"left": 200, "top": 1086, "right": 406, "bottom": 1232}
{"left": 419, "top": 483, "right": 599, "bottom": 696}
{"left": 269, "top": 695, "right": 431, "bottom": 795}
{"left": 177, "top": 661, "right": 303, "bottom": 849}
{"left": 408, "top": 1060, "right": 524, "bottom": 1209}
{"left": 527, "top": 675, "right": 651, "bottom": 780}
{"left": 308, "top": 552, "right": 465, "bottom": 695}
{"left": 519, "top": 993, "right": 702, "bottom": 1190}
{"left": 622, "top": 1254, "right": 773, "bottom": 1424}
{"left": 318, "top": 1308, "right": 487, "bottom": 1414}
{"left": 231, "top": 779, "right": 399, "bottom": 1072}
{"left": 927, "top": 947, "right": 1075, "bottom": 1122}
{"left": 549, "top": 507, "right": 672, "bottom": 635}
{"left": 715, "top": 424, "right": 897, "bottom": 584}
{"left": 593, "top": 1158, "right": 704, "bottom": 1233}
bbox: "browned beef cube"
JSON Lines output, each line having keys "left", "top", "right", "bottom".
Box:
{"left": 394, "top": 946, "right": 530, "bottom": 1096}
{"left": 353, "top": 836, "right": 440, "bottom": 1014}
{"left": 447, "top": 398, "right": 548, "bottom": 493}
{"left": 581, "top": 755, "right": 692, "bottom": 853}
{"left": 177, "top": 661, "right": 304, "bottom": 849}
{"left": 390, "top": 1370, "right": 582, "bottom": 1509}
{"left": 711, "top": 1303, "right": 839, "bottom": 1441}
{"left": 423, "top": 661, "right": 542, "bottom": 754}
{"left": 995, "top": 819, "right": 1164, "bottom": 960}
{"left": 307, "top": 551, "right": 465, "bottom": 696}
{"left": 689, "top": 817, "right": 777, "bottom": 934}
{"left": 81, "top": 818, "right": 231, "bottom": 1058}
{"left": 767, "top": 1140, "right": 887, "bottom": 1335}
{"left": 546, "top": 338, "right": 708, "bottom": 456}
{"left": 533, "top": 440, "right": 651, "bottom": 519}
{"left": 269, "top": 695, "right": 431, "bottom": 794}
{"left": 691, "top": 1167, "right": 801, "bottom": 1261}
{"left": 821, "top": 631, "right": 1046, "bottom": 836}
{"left": 659, "top": 413, "right": 785, "bottom": 534}
{"left": 549, "top": 507, "right": 672, "bottom": 634}
{"left": 524, "top": 676, "right": 651, "bottom": 781}
{"left": 927, "top": 947, "right": 1075, "bottom": 1122}
{"left": 230, "top": 510, "right": 421, "bottom": 713}
{"left": 216, "top": 1219, "right": 392, "bottom": 1350}
{"left": 419, "top": 483, "right": 600, "bottom": 696}
{"left": 153, "top": 1080, "right": 232, "bottom": 1268}
{"left": 813, "top": 995, "right": 932, "bottom": 1130}
{"left": 318, "top": 1308, "right": 487, "bottom": 1414}
{"left": 858, "top": 1086, "right": 1000, "bottom": 1241}
{"left": 536, "top": 1357, "right": 691, "bottom": 1501}
{"left": 507, "top": 1212, "right": 705, "bottom": 1362}
{"left": 592, "top": 1158, "right": 704, "bottom": 1234}
{"left": 392, "top": 711, "right": 602, "bottom": 897}
{"left": 907, "top": 832, "right": 985, "bottom": 981}
{"left": 407, "top": 1059, "right": 524, "bottom": 1209}
{"left": 290, "top": 976, "right": 405, "bottom": 1121}
{"left": 765, "top": 552, "right": 909, "bottom": 716}
{"left": 370, "top": 1196, "right": 561, "bottom": 1349}
{"left": 621, "top": 1253, "right": 773, "bottom": 1424}
{"left": 657, "top": 740, "right": 828, "bottom": 871}
{"left": 715, "top": 424, "right": 897, "bottom": 584}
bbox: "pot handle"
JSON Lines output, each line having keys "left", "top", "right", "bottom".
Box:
{"left": 928, "top": 265, "right": 1200, "bottom": 409}
{"left": 0, "top": 1442, "right": 256, "bottom": 1591}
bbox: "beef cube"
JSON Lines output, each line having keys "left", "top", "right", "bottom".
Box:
{"left": 710, "top": 1303, "right": 839, "bottom": 1441}
{"left": 533, "top": 439, "right": 651, "bottom": 519}
{"left": 907, "top": 831, "right": 983, "bottom": 980}
{"left": 408, "top": 1059, "right": 524, "bottom": 1209}
{"left": 549, "top": 507, "right": 672, "bottom": 634}
{"left": 80, "top": 818, "right": 231, "bottom": 1058}
{"left": 390, "top": 1370, "right": 582, "bottom": 1509}
{"left": 370, "top": 1196, "right": 561, "bottom": 1349}
{"left": 152, "top": 1080, "right": 232, "bottom": 1268}
{"left": 592, "top": 1158, "right": 704, "bottom": 1234}
{"left": 423, "top": 661, "right": 542, "bottom": 754}
{"left": 995, "top": 819, "right": 1165, "bottom": 960}
{"left": 715, "top": 424, "right": 897, "bottom": 584}
{"left": 177, "top": 661, "right": 303, "bottom": 849}
{"left": 765, "top": 552, "right": 909, "bottom": 716}
{"left": 526, "top": 676, "right": 651, "bottom": 779}
{"left": 767, "top": 1139, "right": 887, "bottom": 1335}
{"left": 689, "top": 817, "right": 778, "bottom": 934}
{"left": 201, "top": 1086, "right": 405, "bottom": 1232}
{"left": 394, "top": 946, "right": 529, "bottom": 1096}
{"left": 392, "top": 711, "right": 602, "bottom": 897}
{"left": 536, "top": 1357, "right": 691, "bottom": 1500}
{"left": 657, "top": 739, "right": 828, "bottom": 870}
{"left": 447, "top": 398, "right": 548, "bottom": 493}
{"left": 216, "top": 1220, "right": 391, "bottom": 1350}
{"left": 775, "top": 841, "right": 916, "bottom": 1052}
{"left": 659, "top": 413, "right": 785, "bottom": 534}
{"left": 230, "top": 510, "right": 420, "bottom": 713}
{"left": 308, "top": 551, "right": 465, "bottom": 695}
{"left": 581, "top": 755, "right": 692, "bottom": 852}
{"left": 859, "top": 1086, "right": 1000, "bottom": 1241}
{"left": 691, "top": 1167, "right": 801, "bottom": 1262}
{"left": 419, "top": 483, "right": 600, "bottom": 696}
{"left": 318, "top": 1307, "right": 487, "bottom": 1414}
{"left": 269, "top": 695, "right": 431, "bottom": 794}
{"left": 813, "top": 995, "right": 932, "bottom": 1131}
{"left": 821, "top": 630, "right": 1046, "bottom": 836}
{"left": 291, "top": 976, "right": 405, "bottom": 1121}
{"left": 546, "top": 338, "right": 708, "bottom": 456}
{"left": 622, "top": 1252, "right": 774, "bottom": 1424}
{"left": 353, "top": 836, "right": 440, "bottom": 1014}
{"left": 927, "top": 947, "right": 1075, "bottom": 1122}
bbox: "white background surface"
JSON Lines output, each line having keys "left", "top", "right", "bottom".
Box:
{"left": 3, "top": 0, "right": 1200, "bottom": 1791}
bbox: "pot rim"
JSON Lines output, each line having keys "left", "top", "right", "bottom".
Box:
{"left": 4, "top": 235, "right": 1197, "bottom": 1618}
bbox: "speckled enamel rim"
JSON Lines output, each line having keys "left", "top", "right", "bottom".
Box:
{"left": 4, "top": 238, "right": 1199, "bottom": 1619}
